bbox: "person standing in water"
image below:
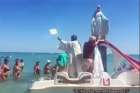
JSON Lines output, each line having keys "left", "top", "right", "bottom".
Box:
{"left": 34, "top": 61, "right": 41, "bottom": 79}
{"left": 57, "top": 34, "right": 82, "bottom": 78}
{"left": 44, "top": 62, "right": 51, "bottom": 79}
{"left": 13, "top": 59, "right": 22, "bottom": 80}
{"left": 91, "top": 5, "right": 109, "bottom": 72}
{"left": 20, "top": 59, "right": 24, "bottom": 72}
{"left": 1, "top": 58, "right": 10, "bottom": 80}
{"left": 51, "top": 65, "right": 57, "bottom": 79}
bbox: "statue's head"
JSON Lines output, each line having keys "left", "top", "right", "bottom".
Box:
{"left": 71, "top": 34, "right": 77, "bottom": 41}
{"left": 96, "top": 5, "right": 101, "bottom": 12}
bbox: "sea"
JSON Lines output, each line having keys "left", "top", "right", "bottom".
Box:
{"left": 0, "top": 52, "right": 139, "bottom": 93}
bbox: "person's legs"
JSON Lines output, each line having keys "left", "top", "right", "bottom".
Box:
{"left": 98, "top": 45, "right": 107, "bottom": 72}
{"left": 82, "top": 58, "right": 93, "bottom": 72}
{"left": 68, "top": 54, "right": 74, "bottom": 77}
{"left": 34, "top": 71, "right": 40, "bottom": 80}
{"left": 68, "top": 58, "right": 78, "bottom": 78}
{"left": 82, "top": 59, "right": 88, "bottom": 72}
{"left": 68, "top": 62, "right": 74, "bottom": 77}
{"left": 2, "top": 72, "right": 8, "bottom": 80}
{"left": 73, "top": 57, "right": 78, "bottom": 77}
{"left": 87, "top": 59, "right": 93, "bottom": 73}
{"left": 16, "top": 72, "right": 21, "bottom": 80}
{"left": 75, "top": 55, "right": 83, "bottom": 74}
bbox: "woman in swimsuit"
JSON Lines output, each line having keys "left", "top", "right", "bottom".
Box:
{"left": 1, "top": 58, "right": 10, "bottom": 80}
{"left": 13, "top": 59, "right": 22, "bottom": 80}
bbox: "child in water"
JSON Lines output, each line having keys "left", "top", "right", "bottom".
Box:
{"left": 34, "top": 61, "right": 41, "bottom": 79}
{"left": 20, "top": 59, "right": 24, "bottom": 72}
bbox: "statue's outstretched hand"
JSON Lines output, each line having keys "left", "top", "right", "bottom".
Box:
{"left": 57, "top": 36, "right": 61, "bottom": 41}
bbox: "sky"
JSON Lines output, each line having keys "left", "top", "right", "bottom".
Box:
{"left": 0, "top": 0, "right": 139, "bottom": 54}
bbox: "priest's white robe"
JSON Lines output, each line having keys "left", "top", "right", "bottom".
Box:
{"left": 58, "top": 40, "right": 82, "bottom": 77}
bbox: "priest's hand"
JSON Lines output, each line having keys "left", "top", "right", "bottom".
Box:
{"left": 57, "top": 36, "right": 61, "bottom": 41}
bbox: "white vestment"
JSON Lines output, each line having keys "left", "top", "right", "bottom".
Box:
{"left": 58, "top": 40, "right": 82, "bottom": 77}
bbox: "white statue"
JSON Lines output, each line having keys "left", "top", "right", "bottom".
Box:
{"left": 91, "top": 5, "right": 109, "bottom": 72}
{"left": 91, "top": 5, "right": 109, "bottom": 40}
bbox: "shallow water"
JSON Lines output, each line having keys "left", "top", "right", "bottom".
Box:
{"left": 0, "top": 73, "right": 30, "bottom": 93}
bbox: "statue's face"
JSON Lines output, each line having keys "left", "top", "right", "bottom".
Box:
{"left": 96, "top": 7, "right": 101, "bottom": 12}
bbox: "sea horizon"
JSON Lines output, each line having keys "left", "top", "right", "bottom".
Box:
{"left": 0, "top": 51, "right": 139, "bottom": 56}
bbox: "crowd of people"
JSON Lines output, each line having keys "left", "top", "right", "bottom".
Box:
{"left": 0, "top": 56, "right": 67, "bottom": 80}
{"left": 33, "top": 53, "right": 69, "bottom": 80}
{"left": 0, "top": 57, "right": 63, "bottom": 81}
{"left": 34, "top": 61, "right": 57, "bottom": 79}
{"left": 0, "top": 57, "right": 24, "bottom": 80}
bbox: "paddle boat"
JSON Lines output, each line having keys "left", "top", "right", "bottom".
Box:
{"left": 29, "top": 41, "right": 140, "bottom": 93}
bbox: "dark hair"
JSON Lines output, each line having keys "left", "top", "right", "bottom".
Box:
{"left": 15, "top": 58, "right": 20, "bottom": 62}
{"left": 20, "top": 59, "right": 24, "bottom": 62}
{"left": 36, "top": 61, "right": 40, "bottom": 65}
{"left": 4, "top": 58, "right": 9, "bottom": 64}
{"left": 71, "top": 34, "right": 77, "bottom": 41}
